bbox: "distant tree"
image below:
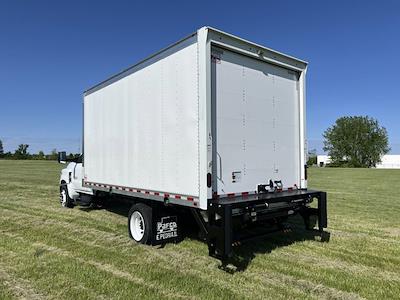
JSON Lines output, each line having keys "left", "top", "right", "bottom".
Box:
{"left": 307, "top": 148, "right": 317, "bottom": 166}
{"left": 323, "top": 116, "right": 390, "bottom": 167}
{"left": 3, "top": 151, "right": 12, "bottom": 159}
{"left": 31, "top": 150, "right": 45, "bottom": 160}
{"left": 38, "top": 150, "right": 45, "bottom": 159}
{"left": 0, "top": 139, "right": 3, "bottom": 157}
{"left": 46, "top": 148, "right": 58, "bottom": 160}
{"left": 308, "top": 148, "right": 317, "bottom": 156}
{"left": 14, "top": 144, "right": 30, "bottom": 159}
{"left": 67, "top": 153, "right": 80, "bottom": 160}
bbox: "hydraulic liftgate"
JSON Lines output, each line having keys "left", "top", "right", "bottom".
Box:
{"left": 206, "top": 189, "right": 327, "bottom": 259}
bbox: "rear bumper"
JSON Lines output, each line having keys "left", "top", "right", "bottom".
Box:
{"left": 207, "top": 189, "right": 327, "bottom": 259}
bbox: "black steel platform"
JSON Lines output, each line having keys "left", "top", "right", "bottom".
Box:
{"left": 207, "top": 189, "right": 327, "bottom": 260}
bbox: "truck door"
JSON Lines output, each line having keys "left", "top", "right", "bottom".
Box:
{"left": 72, "top": 156, "right": 92, "bottom": 194}
{"left": 211, "top": 47, "right": 301, "bottom": 195}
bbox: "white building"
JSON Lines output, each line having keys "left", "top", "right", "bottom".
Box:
{"left": 376, "top": 155, "right": 400, "bottom": 169}
{"left": 316, "top": 155, "right": 400, "bottom": 168}
{"left": 317, "top": 155, "right": 331, "bottom": 167}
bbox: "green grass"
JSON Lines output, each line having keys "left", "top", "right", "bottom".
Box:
{"left": 0, "top": 160, "right": 399, "bottom": 299}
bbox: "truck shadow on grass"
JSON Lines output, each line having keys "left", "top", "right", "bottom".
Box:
{"left": 221, "top": 220, "right": 331, "bottom": 273}
{"left": 79, "top": 200, "right": 330, "bottom": 273}
{"left": 78, "top": 197, "right": 131, "bottom": 216}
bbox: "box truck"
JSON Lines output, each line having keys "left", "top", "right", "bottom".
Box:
{"left": 58, "top": 27, "right": 327, "bottom": 259}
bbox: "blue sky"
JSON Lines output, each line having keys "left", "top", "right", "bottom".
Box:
{"left": 1, "top": 0, "right": 399, "bottom": 154}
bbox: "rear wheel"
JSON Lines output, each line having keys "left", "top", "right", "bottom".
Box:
{"left": 128, "top": 203, "right": 152, "bottom": 244}
{"left": 60, "top": 185, "right": 73, "bottom": 208}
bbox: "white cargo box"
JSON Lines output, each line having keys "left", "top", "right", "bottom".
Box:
{"left": 83, "top": 27, "right": 308, "bottom": 210}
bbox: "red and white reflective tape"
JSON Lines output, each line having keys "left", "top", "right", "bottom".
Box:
{"left": 215, "top": 190, "right": 258, "bottom": 199}
{"left": 84, "top": 181, "right": 198, "bottom": 204}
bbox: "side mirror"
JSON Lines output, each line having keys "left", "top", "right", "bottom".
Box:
{"left": 58, "top": 151, "right": 67, "bottom": 164}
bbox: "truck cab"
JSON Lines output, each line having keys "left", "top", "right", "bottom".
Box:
{"left": 58, "top": 152, "right": 93, "bottom": 207}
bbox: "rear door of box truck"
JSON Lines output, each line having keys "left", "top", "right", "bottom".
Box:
{"left": 211, "top": 46, "right": 302, "bottom": 195}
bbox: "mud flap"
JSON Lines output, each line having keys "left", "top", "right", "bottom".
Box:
{"left": 150, "top": 212, "right": 179, "bottom": 245}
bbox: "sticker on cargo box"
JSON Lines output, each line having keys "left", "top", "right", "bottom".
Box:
{"left": 232, "top": 171, "right": 242, "bottom": 183}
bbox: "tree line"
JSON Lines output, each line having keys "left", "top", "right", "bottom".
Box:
{"left": 0, "top": 141, "right": 79, "bottom": 160}
{"left": 1, "top": 116, "right": 390, "bottom": 167}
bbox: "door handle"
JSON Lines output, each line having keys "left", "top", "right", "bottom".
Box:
{"left": 217, "top": 152, "right": 223, "bottom": 183}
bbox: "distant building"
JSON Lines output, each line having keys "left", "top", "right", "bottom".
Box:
{"left": 317, "top": 155, "right": 400, "bottom": 169}
{"left": 317, "top": 155, "right": 331, "bottom": 167}
{"left": 376, "top": 155, "right": 400, "bottom": 169}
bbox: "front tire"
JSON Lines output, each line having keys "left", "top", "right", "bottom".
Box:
{"left": 60, "top": 185, "right": 73, "bottom": 208}
{"left": 128, "top": 203, "right": 152, "bottom": 244}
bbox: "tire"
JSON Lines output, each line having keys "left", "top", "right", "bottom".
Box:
{"left": 128, "top": 203, "right": 152, "bottom": 244}
{"left": 59, "top": 185, "right": 73, "bottom": 208}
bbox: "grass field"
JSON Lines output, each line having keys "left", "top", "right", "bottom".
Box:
{"left": 0, "top": 160, "right": 399, "bottom": 299}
